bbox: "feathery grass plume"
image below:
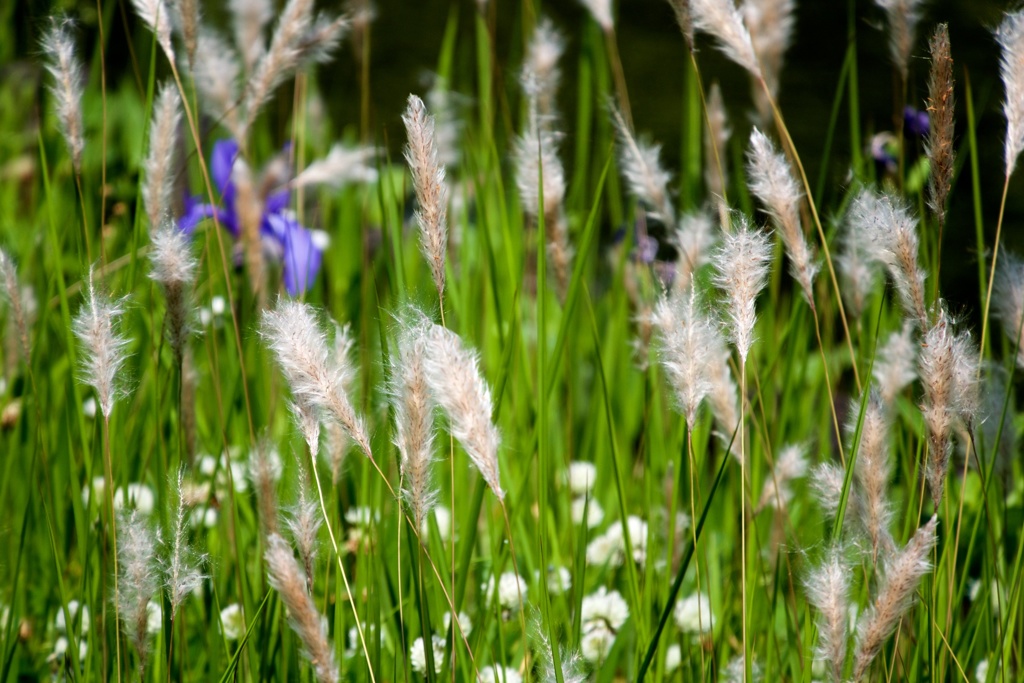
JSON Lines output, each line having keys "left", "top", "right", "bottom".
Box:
{"left": 149, "top": 218, "right": 197, "bottom": 363}
{"left": 707, "top": 333, "right": 740, "bottom": 449}
{"left": 265, "top": 533, "right": 339, "bottom": 683}
{"left": 926, "top": 24, "right": 955, "bottom": 228}
{"left": 0, "top": 249, "right": 31, "bottom": 365}
{"left": 755, "top": 443, "right": 807, "bottom": 513}
{"left": 849, "top": 189, "right": 928, "bottom": 328}
{"left": 41, "top": 17, "right": 85, "bottom": 173}
{"left": 873, "top": 323, "right": 916, "bottom": 405}
{"left": 993, "top": 252, "right": 1024, "bottom": 368}
{"left": 251, "top": 440, "right": 281, "bottom": 537}
{"left": 746, "top": 128, "right": 818, "bottom": 304}
{"left": 689, "top": 0, "right": 762, "bottom": 79}
{"left": 919, "top": 307, "right": 979, "bottom": 505}
{"left": 244, "top": 0, "right": 348, "bottom": 134}
{"left": 611, "top": 107, "right": 675, "bottom": 226}
{"left": 874, "top": 0, "right": 923, "bottom": 82}
{"left": 522, "top": 18, "right": 565, "bottom": 121}
{"left": 287, "top": 473, "right": 322, "bottom": 592}
{"left": 260, "top": 300, "right": 372, "bottom": 458}
{"left": 811, "top": 462, "right": 861, "bottom": 525}
{"left": 853, "top": 516, "right": 938, "bottom": 681}
{"left": 805, "top": 547, "right": 850, "bottom": 683}
{"left": 292, "top": 144, "right": 378, "bottom": 188}
{"left": 421, "top": 323, "right": 503, "bottom": 500}
{"left": 672, "top": 209, "right": 716, "bottom": 291}
{"left": 290, "top": 397, "right": 321, "bottom": 457}
{"left": 579, "top": 0, "right": 613, "bottom": 31}
{"left": 704, "top": 81, "right": 731, "bottom": 208}
{"left": 165, "top": 470, "right": 206, "bottom": 618}
{"left": 852, "top": 393, "right": 895, "bottom": 559}
{"left": 143, "top": 82, "right": 182, "bottom": 232}
{"left": 173, "top": 0, "right": 199, "bottom": 67}
{"left": 742, "top": 0, "right": 795, "bottom": 125}
{"left": 73, "top": 271, "right": 130, "bottom": 419}
{"left": 532, "top": 617, "right": 588, "bottom": 683}
{"left": 713, "top": 215, "right": 772, "bottom": 361}
{"left": 132, "top": 0, "right": 176, "bottom": 63}
{"left": 836, "top": 211, "right": 881, "bottom": 321}
{"left": 390, "top": 318, "right": 438, "bottom": 528}
{"left": 667, "top": 0, "right": 694, "bottom": 48}
{"left": 117, "top": 509, "right": 161, "bottom": 677}
{"left": 403, "top": 94, "right": 449, "bottom": 299}
{"left": 652, "top": 285, "right": 718, "bottom": 429}
{"left": 193, "top": 30, "right": 243, "bottom": 139}
{"left": 998, "top": 10, "right": 1024, "bottom": 175}
{"left": 230, "top": 0, "right": 273, "bottom": 74}
{"left": 323, "top": 421, "right": 348, "bottom": 483}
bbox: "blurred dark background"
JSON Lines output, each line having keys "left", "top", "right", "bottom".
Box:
{"left": 1, "top": 0, "right": 1017, "bottom": 321}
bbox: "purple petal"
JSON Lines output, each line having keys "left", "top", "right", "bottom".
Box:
{"left": 178, "top": 195, "right": 218, "bottom": 236}
{"left": 211, "top": 139, "right": 240, "bottom": 203}
{"left": 265, "top": 188, "right": 291, "bottom": 215}
{"left": 265, "top": 213, "right": 323, "bottom": 296}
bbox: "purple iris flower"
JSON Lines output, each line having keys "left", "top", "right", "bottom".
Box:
{"left": 178, "top": 139, "right": 323, "bottom": 296}
{"left": 903, "top": 106, "right": 930, "bottom": 138}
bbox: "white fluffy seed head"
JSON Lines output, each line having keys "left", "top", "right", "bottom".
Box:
{"left": 522, "top": 18, "right": 565, "bottom": 121}
{"left": 689, "top": 0, "right": 762, "bottom": 79}
{"left": 230, "top": 0, "right": 273, "bottom": 74}
{"left": 117, "top": 509, "right": 161, "bottom": 671}
{"left": 73, "top": 271, "right": 131, "bottom": 419}
{"left": 143, "top": 82, "right": 182, "bottom": 232}
{"left": 746, "top": 128, "right": 817, "bottom": 303}
{"left": 756, "top": 443, "right": 807, "bottom": 512}
{"left": 515, "top": 106, "right": 566, "bottom": 225}
{"left": 998, "top": 10, "right": 1024, "bottom": 175}
{"left": 403, "top": 94, "right": 449, "bottom": 299}
{"left": 612, "top": 108, "right": 675, "bottom": 227}
{"left": 41, "top": 17, "right": 85, "bottom": 173}
{"left": 712, "top": 216, "right": 772, "bottom": 361}
{"left": 131, "top": 0, "right": 176, "bottom": 63}
{"left": 804, "top": 546, "right": 850, "bottom": 683}
{"left": 851, "top": 392, "right": 895, "bottom": 559}
{"left": 853, "top": 516, "right": 938, "bottom": 680}
{"left": 704, "top": 81, "right": 731, "bottom": 205}
{"left": 994, "top": 252, "right": 1024, "bottom": 368}
{"left": 579, "top": 0, "right": 613, "bottom": 30}
{"left": 390, "top": 316, "right": 438, "bottom": 527}
{"left": 873, "top": 323, "right": 917, "bottom": 405}
{"left": 652, "top": 285, "right": 718, "bottom": 428}
{"left": 743, "top": 0, "right": 795, "bottom": 99}
{"left": 421, "top": 323, "right": 503, "bottom": 500}
{"left": 165, "top": 469, "right": 206, "bottom": 618}
{"left": 874, "top": 0, "right": 924, "bottom": 81}
{"left": 672, "top": 209, "right": 716, "bottom": 291}
{"left": 260, "top": 300, "right": 371, "bottom": 459}
{"left": 292, "top": 144, "right": 378, "bottom": 188}
{"left": 193, "top": 29, "right": 243, "bottom": 139}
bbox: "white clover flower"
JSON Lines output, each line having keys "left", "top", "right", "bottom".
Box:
{"left": 483, "top": 572, "right": 528, "bottom": 610}
{"left": 345, "top": 506, "right": 379, "bottom": 527}
{"left": 567, "top": 462, "right": 598, "bottom": 495}
{"left": 442, "top": 610, "right": 473, "bottom": 637}
{"left": 198, "top": 455, "right": 217, "bottom": 477}
{"left": 146, "top": 601, "right": 162, "bottom": 634}
{"left": 478, "top": 664, "right": 523, "bottom": 683}
{"left": 586, "top": 531, "right": 621, "bottom": 567}
{"left": 55, "top": 600, "right": 89, "bottom": 635}
{"left": 113, "top": 483, "right": 155, "bottom": 515}
{"left": 220, "top": 603, "right": 244, "bottom": 640}
{"left": 665, "top": 643, "right": 682, "bottom": 673}
{"left": 82, "top": 396, "right": 97, "bottom": 419}
{"left": 582, "top": 586, "right": 629, "bottom": 631}
{"left": 211, "top": 295, "right": 226, "bottom": 316}
{"left": 311, "top": 230, "right": 331, "bottom": 251}
{"left": 49, "top": 636, "right": 88, "bottom": 663}
{"left": 572, "top": 497, "right": 604, "bottom": 528}
{"left": 580, "top": 621, "right": 616, "bottom": 664}
{"left": 82, "top": 477, "right": 106, "bottom": 508}
{"left": 410, "top": 635, "right": 444, "bottom": 674}
{"left": 546, "top": 566, "right": 572, "bottom": 595}
{"left": 421, "top": 505, "right": 452, "bottom": 541}
{"left": 975, "top": 658, "right": 990, "bottom": 682}
{"left": 674, "top": 592, "right": 714, "bottom": 634}
{"left": 199, "top": 307, "right": 212, "bottom": 327}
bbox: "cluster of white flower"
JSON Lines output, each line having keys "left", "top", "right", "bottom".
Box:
{"left": 674, "top": 592, "right": 714, "bottom": 635}
{"left": 567, "top": 462, "right": 603, "bottom": 528}
{"left": 220, "top": 603, "right": 244, "bottom": 640}
{"left": 585, "top": 515, "right": 649, "bottom": 567}
{"left": 345, "top": 505, "right": 381, "bottom": 549}
{"left": 419, "top": 505, "right": 452, "bottom": 542}
{"left": 482, "top": 572, "right": 528, "bottom": 613}
{"left": 82, "top": 478, "right": 155, "bottom": 516}
{"left": 580, "top": 586, "right": 629, "bottom": 664}
{"left": 198, "top": 295, "right": 227, "bottom": 328}
{"left": 536, "top": 566, "right": 572, "bottom": 595}
{"left": 48, "top": 600, "right": 89, "bottom": 665}
{"left": 477, "top": 664, "right": 523, "bottom": 683}
{"left": 410, "top": 634, "right": 445, "bottom": 675}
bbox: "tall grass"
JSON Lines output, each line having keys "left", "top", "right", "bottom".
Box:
{"left": 0, "top": 1, "right": 1021, "bottom": 682}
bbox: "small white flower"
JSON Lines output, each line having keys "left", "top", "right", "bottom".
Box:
{"left": 478, "top": 664, "right": 523, "bottom": 683}
{"left": 199, "top": 307, "right": 212, "bottom": 327}
{"left": 567, "top": 462, "right": 598, "bottom": 495}
{"left": 311, "top": 230, "right": 331, "bottom": 251}
{"left": 665, "top": 643, "right": 682, "bottom": 673}
{"left": 55, "top": 601, "right": 89, "bottom": 635}
{"left": 82, "top": 397, "right": 97, "bottom": 419}
{"left": 220, "top": 603, "right": 244, "bottom": 640}
{"left": 114, "top": 483, "right": 156, "bottom": 515}
{"left": 198, "top": 455, "right": 217, "bottom": 477}
{"left": 546, "top": 566, "right": 572, "bottom": 595}
{"left": 49, "top": 636, "right": 88, "bottom": 663}
{"left": 442, "top": 610, "right": 473, "bottom": 637}
{"left": 581, "top": 586, "right": 629, "bottom": 631}
{"left": 674, "top": 592, "right": 714, "bottom": 634}
{"left": 211, "top": 295, "right": 226, "bottom": 316}
{"left": 345, "top": 506, "right": 379, "bottom": 527}
{"left": 586, "top": 531, "right": 620, "bottom": 567}
{"left": 421, "top": 505, "right": 452, "bottom": 541}
{"left": 410, "top": 635, "right": 444, "bottom": 674}
{"left": 483, "top": 572, "right": 528, "bottom": 610}
{"left": 146, "top": 602, "right": 162, "bottom": 634}
{"left": 975, "top": 658, "right": 990, "bottom": 682}
{"left": 82, "top": 477, "right": 106, "bottom": 508}
{"left": 580, "top": 621, "right": 616, "bottom": 664}
{"left": 572, "top": 497, "right": 604, "bottom": 528}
